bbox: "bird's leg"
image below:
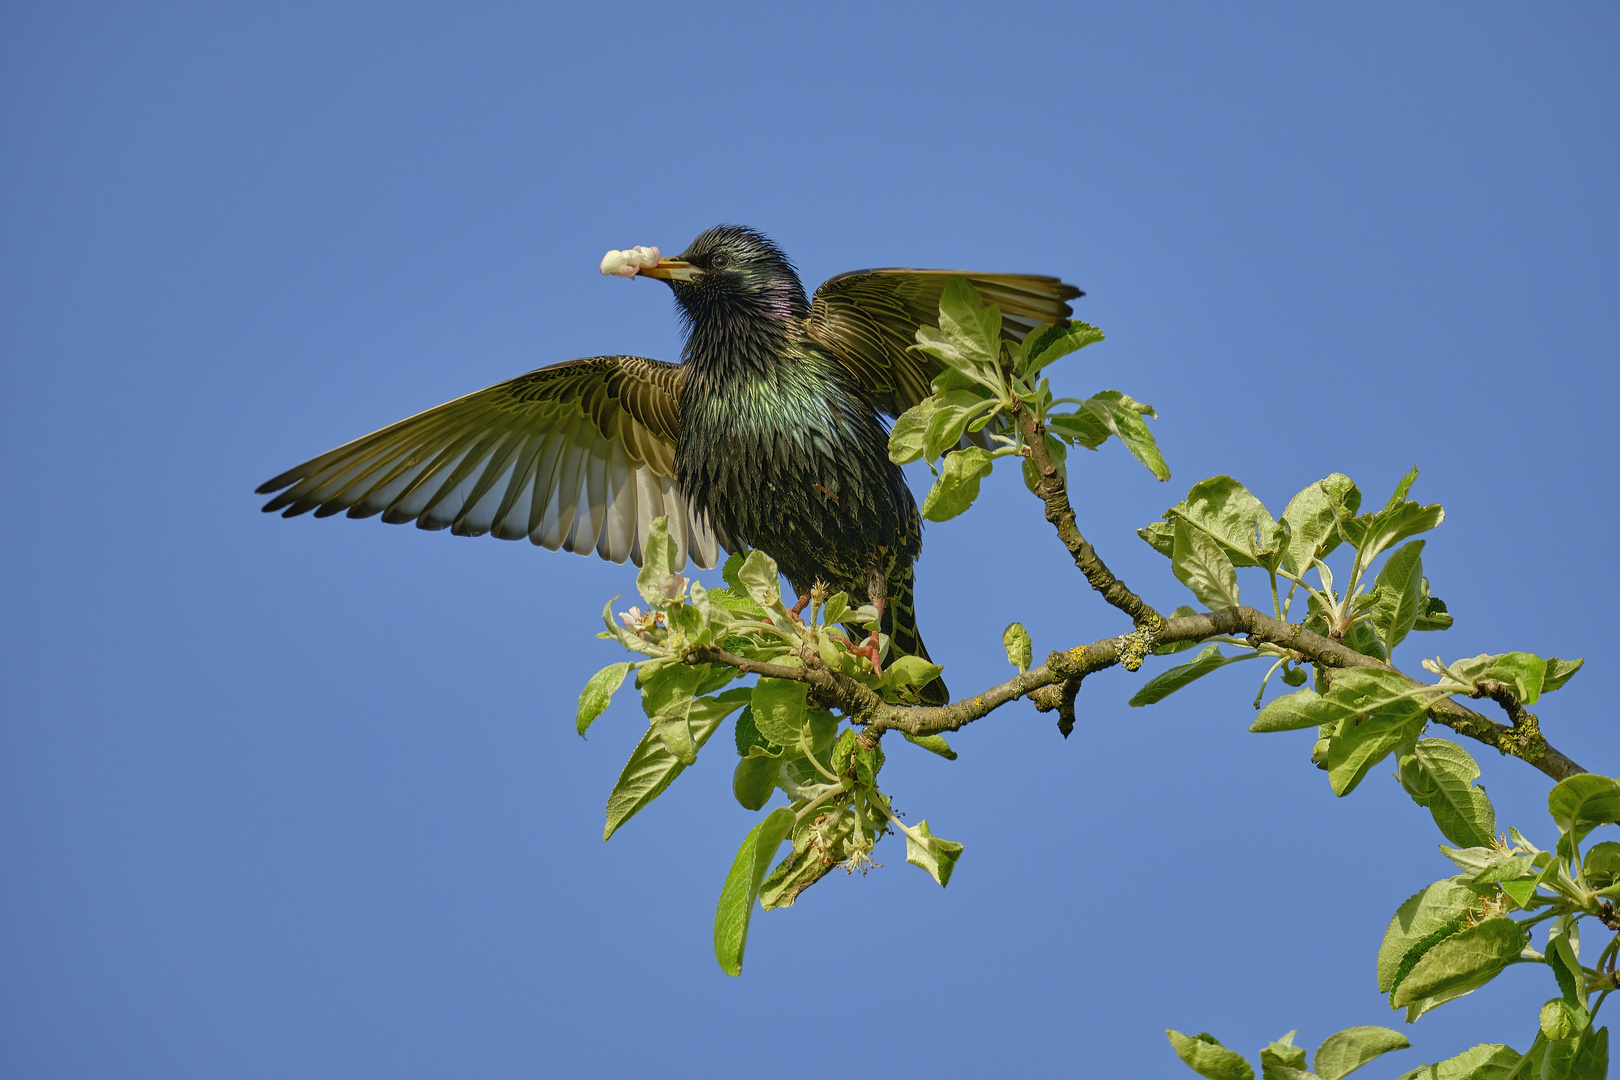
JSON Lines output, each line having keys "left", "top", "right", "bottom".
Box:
{"left": 841, "top": 572, "right": 886, "bottom": 677}
{"left": 788, "top": 592, "right": 811, "bottom": 625}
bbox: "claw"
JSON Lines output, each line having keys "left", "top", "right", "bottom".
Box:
{"left": 788, "top": 593, "right": 810, "bottom": 625}
{"left": 842, "top": 630, "right": 883, "bottom": 676}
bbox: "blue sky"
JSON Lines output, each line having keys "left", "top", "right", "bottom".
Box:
{"left": 3, "top": 3, "right": 1616, "bottom": 1076}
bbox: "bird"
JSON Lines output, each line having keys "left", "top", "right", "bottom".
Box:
{"left": 257, "top": 225, "right": 1082, "bottom": 705}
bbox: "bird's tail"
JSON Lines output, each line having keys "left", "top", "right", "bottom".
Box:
{"left": 884, "top": 567, "right": 949, "bottom": 706}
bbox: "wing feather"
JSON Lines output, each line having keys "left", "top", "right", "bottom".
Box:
{"left": 805, "top": 269, "right": 1083, "bottom": 419}
{"left": 257, "top": 355, "right": 727, "bottom": 569}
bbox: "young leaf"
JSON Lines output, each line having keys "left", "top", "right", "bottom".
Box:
{"left": 1378, "top": 878, "right": 1480, "bottom": 993}
{"left": 1082, "top": 391, "right": 1170, "bottom": 480}
{"left": 1389, "top": 918, "right": 1526, "bottom": 1008}
{"left": 1139, "top": 519, "right": 1176, "bottom": 559}
{"left": 1486, "top": 652, "right": 1546, "bottom": 705}
{"left": 1548, "top": 775, "right": 1620, "bottom": 850}
{"left": 1312, "top": 1026, "right": 1409, "bottom": 1080}
{"left": 1368, "top": 540, "right": 1426, "bottom": 656}
{"left": 888, "top": 397, "right": 942, "bottom": 464}
{"left": 1279, "top": 473, "right": 1361, "bottom": 577}
{"left": 1129, "top": 643, "right": 1256, "bottom": 706}
{"left": 1410, "top": 577, "right": 1453, "bottom": 632}
{"left": 921, "top": 446, "right": 995, "bottom": 522}
{"left": 1260, "top": 1032, "right": 1307, "bottom": 1075}
{"left": 577, "top": 661, "right": 633, "bottom": 735}
{"left": 1172, "top": 517, "right": 1240, "bottom": 610}
{"left": 1343, "top": 497, "right": 1445, "bottom": 568}
{"left": 1327, "top": 701, "right": 1427, "bottom": 797}
{"left": 1022, "top": 319, "right": 1105, "bottom": 373}
{"left": 751, "top": 678, "right": 810, "bottom": 748}
{"left": 712, "top": 807, "right": 797, "bottom": 976}
{"left": 903, "top": 820, "right": 963, "bottom": 887}
{"left": 908, "top": 278, "right": 1004, "bottom": 392}
{"left": 759, "top": 807, "right": 864, "bottom": 910}
{"left": 883, "top": 654, "right": 945, "bottom": 695}
{"left": 732, "top": 747, "right": 781, "bottom": 811}
{"left": 1174, "top": 476, "right": 1281, "bottom": 568}
{"left": 1251, "top": 688, "right": 1329, "bottom": 733}
{"left": 635, "top": 516, "right": 682, "bottom": 605}
{"left": 1166, "top": 1030, "right": 1255, "bottom": 1080}
{"left": 1003, "top": 622, "right": 1033, "bottom": 673}
{"left": 903, "top": 732, "right": 958, "bottom": 760}
{"left": 737, "top": 549, "right": 782, "bottom": 607}
{"left": 603, "top": 691, "right": 751, "bottom": 839}
{"left": 1542, "top": 657, "right": 1585, "bottom": 694}
{"left": 922, "top": 390, "right": 994, "bottom": 464}
{"left": 1397, "top": 739, "right": 1497, "bottom": 848}
{"left": 1390, "top": 1042, "right": 1521, "bottom": 1080}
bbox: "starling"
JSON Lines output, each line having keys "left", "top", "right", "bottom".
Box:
{"left": 258, "top": 226, "right": 1082, "bottom": 705}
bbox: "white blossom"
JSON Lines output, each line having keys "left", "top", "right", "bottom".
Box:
{"left": 598, "top": 245, "right": 662, "bottom": 278}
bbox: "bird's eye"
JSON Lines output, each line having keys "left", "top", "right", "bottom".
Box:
{"left": 711, "top": 253, "right": 730, "bottom": 269}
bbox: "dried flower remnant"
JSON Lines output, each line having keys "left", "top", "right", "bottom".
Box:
{"left": 599, "top": 246, "right": 662, "bottom": 278}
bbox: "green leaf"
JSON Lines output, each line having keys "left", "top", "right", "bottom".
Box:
{"left": 737, "top": 549, "right": 782, "bottom": 607}
{"left": 1022, "top": 319, "right": 1105, "bottom": 373}
{"left": 603, "top": 690, "right": 751, "bottom": 839}
{"left": 888, "top": 397, "right": 940, "bottom": 464}
{"left": 909, "top": 278, "right": 1004, "bottom": 392}
{"left": 1390, "top": 918, "right": 1525, "bottom": 1007}
{"left": 732, "top": 747, "right": 781, "bottom": 811}
{"left": 921, "top": 446, "right": 995, "bottom": 522}
{"left": 1487, "top": 652, "right": 1546, "bottom": 705}
{"left": 1582, "top": 841, "right": 1620, "bottom": 890}
{"left": 1130, "top": 643, "right": 1256, "bottom": 706}
{"left": 751, "top": 678, "right": 809, "bottom": 748}
{"left": 883, "top": 654, "right": 945, "bottom": 695}
{"left": 1328, "top": 704, "right": 1426, "bottom": 797}
{"left": 1003, "top": 622, "right": 1032, "bottom": 673}
{"left": 922, "top": 390, "right": 994, "bottom": 463}
{"left": 1541, "top": 1025, "right": 1608, "bottom": 1080}
{"left": 635, "top": 515, "right": 682, "bottom": 605}
{"left": 903, "top": 820, "right": 963, "bottom": 887}
{"left": 1341, "top": 618, "right": 1386, "bottom": 663}
{"left": 577, "top": 661, "right": 633, "bottom": 735}
{"left": 1368, "top": 540, "right": 1426, "bottom": 656}
{"left": 758, "top": 806, "right": 864, "bottom": 910}
{"left": 1279, "top": 473, "right": 1361, "bottom": 577}
{"left": 1343, "top": 494, "right": 1445, "bottom": 567}
{"left": 821, "top": 591, "right": 850, "bottom": 626}
{"left": 1313, "top": 1026, "right": 1409, "bottom": 1080}
{"left": 1173, "top": 476, "right": 1282, "bottom": 568}
{"left": 1549, "top": 775, "right": 1620, "bottom": 850}
{"left": 1410, "top": 578, "right": 1453, "bottom": 632}
{"left": 1082, "top": 391, "right": 1170, "bottom": 480}
{"left": 1251, "top": 688, "right": 1328, "bottom": 732}
{"left": 1543, "top": 657, "right": 1585, "bottom": 694}
{"left": 902, "top": 732, "right": 958, "bottom": 760}
{"left": 1261, "top": 1032, "right": 1308, "bottom": 1078}
{"left": 1391, "top": 1042, "right": 1522, "bottom": 1080}
{"left": 712, "top": 807, "right": 797, "bottom": 976}
{"left": 1172, "top": 517, "right": 1240, "bottom": 609}
{"left": 1166, "top": 1030, "right": 1256, "bottom": 1080}
{"left": 1378, "top": 878, "right": 1481, "bottom": 993}
{"left": 1139, "top": 519, "right": 1177, "bottom": 559}
{"left": 1397, "top": 738, "right": 1497, "bottom": 848}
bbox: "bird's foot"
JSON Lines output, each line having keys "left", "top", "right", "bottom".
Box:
{"left": 787, "top": 593, "right": 811, "bottom": 625}
{"left": 842, "top": 630, "right": 883, "bottom": 677}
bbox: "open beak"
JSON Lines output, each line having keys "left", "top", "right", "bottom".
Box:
{"left": 637, "top": 257, "right": 698, "bottom": 282}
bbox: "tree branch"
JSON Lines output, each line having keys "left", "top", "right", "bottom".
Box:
{"left": 687, "top": 603, "right": 1587, "bottom": 783}
{"left": 1010, "top": 398, "right": 1161, "bottom": 629}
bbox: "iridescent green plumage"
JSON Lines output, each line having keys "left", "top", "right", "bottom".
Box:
{"left": 258, "top": 224, "right": 1083, "bottom": 706}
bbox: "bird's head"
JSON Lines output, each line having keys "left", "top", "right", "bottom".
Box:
{"left": 605, "top": 225, "right": 809, "bottom": 329}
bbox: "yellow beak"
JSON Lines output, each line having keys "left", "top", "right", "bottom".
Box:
{"left": 637, "top": 258, "right": 698, "bottom": 282}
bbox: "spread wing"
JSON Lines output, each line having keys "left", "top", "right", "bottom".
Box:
{"left": 805, "top": 269, "right": 1083, "bottom": 418}
{"left": 257, "top": 355, "right": 726, "bottom": 570}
